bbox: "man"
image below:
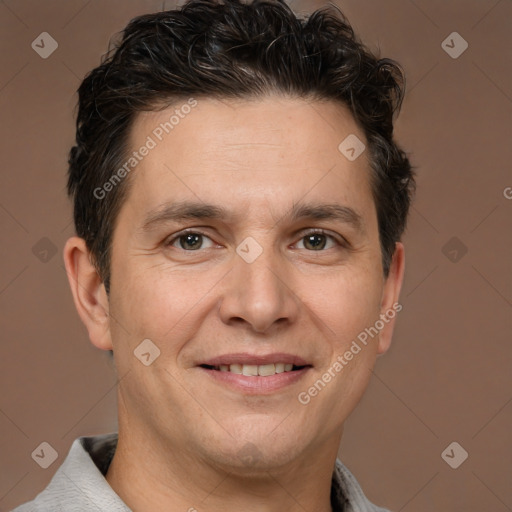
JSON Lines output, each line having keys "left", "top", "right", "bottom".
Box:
{"left": 13, "top": 0, "right": 414, "bottom": 510}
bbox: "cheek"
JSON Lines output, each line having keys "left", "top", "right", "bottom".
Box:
{"left": 110, "top": 261, "right": 223, "bottom": 344}
{"left": 303, "top": 269, "right": 381, "bottom": 353}
{"left": 302, "top": 271, "right": 382, "bottom": 416}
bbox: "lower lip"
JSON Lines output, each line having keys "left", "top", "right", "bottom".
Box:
{"left": 198, "top": 367, "right": 311, "bottom": 394}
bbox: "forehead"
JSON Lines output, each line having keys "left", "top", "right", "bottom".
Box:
{"left": 120, "top": 95, "right": 374, "bottom": 226}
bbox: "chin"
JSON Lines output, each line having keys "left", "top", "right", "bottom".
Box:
{"left": 198, "top": 426, "right": 307, "bottom": 473}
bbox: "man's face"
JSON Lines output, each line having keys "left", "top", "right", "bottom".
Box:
{"left": 105, "top": 96, "right": 400, "bottom": 470}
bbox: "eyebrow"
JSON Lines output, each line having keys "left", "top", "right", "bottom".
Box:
{"left": 139, "top": 200, "right": 365, "bottom": 234}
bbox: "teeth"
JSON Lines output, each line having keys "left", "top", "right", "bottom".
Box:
{"left": 229, "top": 364, "right": 243, "bottom": 374}
{"left": 213, "top": 363, "right": 301, "bottom": 376}
{"left": 258, "top": 364, "right": 276, "bottom": 376}
{"left": 242, "top": 364, "right": 258, "bottom": 376}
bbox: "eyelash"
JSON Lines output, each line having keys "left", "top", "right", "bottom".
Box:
{"left": 165, "top": 228, "right": 349, "bottom": 252}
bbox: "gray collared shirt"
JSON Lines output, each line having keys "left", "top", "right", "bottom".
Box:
{"left": 12, "top": 432, "right": 391, "bottom": 512}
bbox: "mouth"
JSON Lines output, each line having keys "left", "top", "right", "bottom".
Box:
{"left": 199, "top": 362, "right": 310, "bottom": 376}
{"left": 196, "top": 354, "right": 312, "bottom": 394}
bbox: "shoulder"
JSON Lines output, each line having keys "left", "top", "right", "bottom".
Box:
{"left": 332, "top": 458, "right": 393, "bottom": 512}
{"left": 10, "top": 433, "right": 129, "bottom": 512}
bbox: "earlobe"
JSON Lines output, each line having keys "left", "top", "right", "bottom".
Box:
{"left": 376, "top": 242, "right": 405, "bottom": 355}
{"left": 63, "top": 236, "right": 113, "bottom": 351}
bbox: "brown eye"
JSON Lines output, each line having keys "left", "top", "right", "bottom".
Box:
{"left": 296, "top": 230, "right": 339, "bottom": 251}
{"left": 168, "top": 231, "right": 215, "bottom": 251}
{"left": 178, "top": 233, "right": 202, "bottom": 250}
{"left": 303, "top": 234, "right": 327, "bottom": 250}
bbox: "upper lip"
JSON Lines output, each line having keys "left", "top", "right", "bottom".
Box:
{"left": 199, "top": 353, "right": 311, "bottom": 367}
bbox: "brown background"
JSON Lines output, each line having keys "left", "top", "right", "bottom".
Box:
{"left": 1, "top": 1, "right": 511, "bottom": 511}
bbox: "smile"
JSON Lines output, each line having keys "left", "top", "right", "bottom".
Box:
{"left": 200, "top": 363, "right": 307, "bottom": 376}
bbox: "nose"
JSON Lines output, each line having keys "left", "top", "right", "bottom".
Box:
{"left": 217, "top": 242, "right": 300, "bottom": 334}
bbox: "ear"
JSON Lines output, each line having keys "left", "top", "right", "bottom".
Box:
{"left": 63, "top": 236, "right": 113, "bottom": 351}
{"left": 376, "top": 242, "right": 405, "bottom": 355}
